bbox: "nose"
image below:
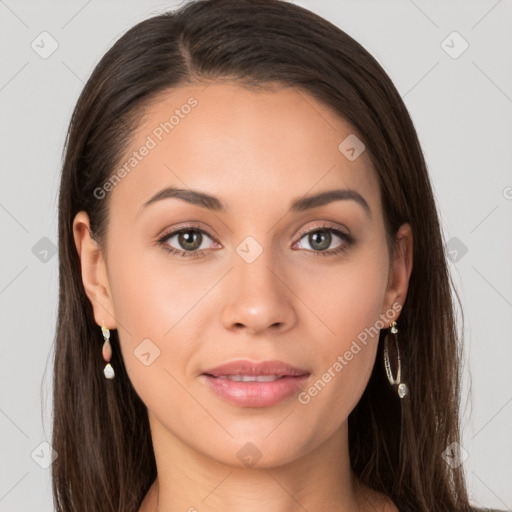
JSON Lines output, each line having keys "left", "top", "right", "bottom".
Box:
{"left": 221, "top": 247, "right": 297, "bottom": 336}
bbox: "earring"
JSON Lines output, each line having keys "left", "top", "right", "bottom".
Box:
{"left": 383, "top": 321, "right": 408, "bottom": 398}
{"left": 101, "top": 321, "right": 115, "bottom": 379}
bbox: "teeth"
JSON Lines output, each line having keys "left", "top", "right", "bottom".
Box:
{"left": 217, "top": 375, "right": 282, "bottom": 382}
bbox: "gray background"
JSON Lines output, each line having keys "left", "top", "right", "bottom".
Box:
{"left": 1, "top": 0, "right": 511, "bottom": 510}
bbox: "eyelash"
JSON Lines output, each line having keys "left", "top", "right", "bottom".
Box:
{"left": 156, "top": 222, "right": 354, "bottom": 260}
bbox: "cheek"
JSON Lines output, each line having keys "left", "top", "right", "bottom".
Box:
{"left": 107, "top": 239, "right": 209, "bottom": 333}
{"left": 106, "top": 242, "right": 217, "bottom": 386}
{"left": 291, "top": 246, "right": 388, "bottom": 431}
{"left": 294, "top": 242, "right": 389, "bottom": 349}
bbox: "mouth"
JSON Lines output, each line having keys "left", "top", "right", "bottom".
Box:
{"left": 201, "top": 359, "right": 310, "bottom": 378}
{"left": 205, "top": 374, "right": 293, "bottom": 382}
{"left": 200, "top": 359, "right": 311, "bottom": 407}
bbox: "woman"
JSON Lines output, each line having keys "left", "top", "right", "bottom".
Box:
{"left": 52, "top": 0, "right": 502, "bottom": 510}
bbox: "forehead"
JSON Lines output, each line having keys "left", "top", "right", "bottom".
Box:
{"left": 109, "top": 82, "right": 380, "bottom": 221}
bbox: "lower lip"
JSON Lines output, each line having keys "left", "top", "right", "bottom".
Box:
{"left": 201, "top": 374, "right": 310, "bottom": 408}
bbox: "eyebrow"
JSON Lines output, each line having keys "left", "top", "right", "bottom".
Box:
{"left": 139, "top": 186, "right": 371, "bottom": 218}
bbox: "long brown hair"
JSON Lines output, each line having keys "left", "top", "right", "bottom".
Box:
{"left": 52, "top": 0, "right": 472, "bottom": 510}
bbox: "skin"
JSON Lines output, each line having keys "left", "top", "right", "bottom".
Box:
{"left": 73, "top": 82, "right": 413, "bottom": 512}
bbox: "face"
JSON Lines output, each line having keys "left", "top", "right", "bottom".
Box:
{"left": 74, "top": 82, "right": 412, "bottom": 469}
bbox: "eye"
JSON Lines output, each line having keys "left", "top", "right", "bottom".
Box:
{"left": 157, "top": 224, "right": 219, "bottom": 259}
{"left": 156, "top": 221, "right": 354, "bottom": 259}
{"left": 294, "top": 223, "right": 354, "bottom": 257}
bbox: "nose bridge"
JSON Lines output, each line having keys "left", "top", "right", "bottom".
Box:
{"left": 221, "top": 232, "right": 296, "bottom": 333}
{"left": 235, "top": 234, "right": 280, "bottom": 293}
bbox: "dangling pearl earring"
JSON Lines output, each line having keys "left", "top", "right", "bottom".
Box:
{"left": 101, "top": 321, "right": 115, "bottom": 379}
{"left": 383, "top": 321, "right": 408, "bottom": 398}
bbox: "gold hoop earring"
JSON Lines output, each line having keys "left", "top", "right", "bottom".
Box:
{"left": 101, "top": 321, "right": 115, "bottom": 379}
{"left": 383, "top": 321, "right": 407, "bottom": 398}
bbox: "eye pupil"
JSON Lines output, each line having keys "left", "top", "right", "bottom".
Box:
{"left": 309, "top": 230, "right": 331, "bottom": 251}
{"left": 179, "top": 230, "right": 202, "bottom": 250}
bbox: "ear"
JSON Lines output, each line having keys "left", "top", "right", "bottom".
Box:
{"left": 381, "top": 222, "right": 413, "bottom": 325}
{"left": 72, "top": 211, "right": 117, "bottom": 330}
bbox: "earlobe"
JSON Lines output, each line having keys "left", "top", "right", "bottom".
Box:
{"left": 72, "top": 211, "right": 117, "bottom": 330}
{"left": 382, "top": 222, "right": 414, "bottom": 322}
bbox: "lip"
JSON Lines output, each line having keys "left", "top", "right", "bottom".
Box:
{"left": 202, "top": 359, "right": 309, "bottom": 377}
{"left": 200, "top": 359, "right": 311, "bottom": 408}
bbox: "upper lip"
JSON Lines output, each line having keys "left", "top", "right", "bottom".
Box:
{"left": 202, "top": 359, "right": 310, "bottom": 377}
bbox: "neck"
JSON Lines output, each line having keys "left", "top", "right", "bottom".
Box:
{"left": 138, "top": 413, "right": 392, "bottom": 512}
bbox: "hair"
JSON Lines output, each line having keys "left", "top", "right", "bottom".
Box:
{"left": 51, "top": 0, "right": 473, "bottom": 510}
